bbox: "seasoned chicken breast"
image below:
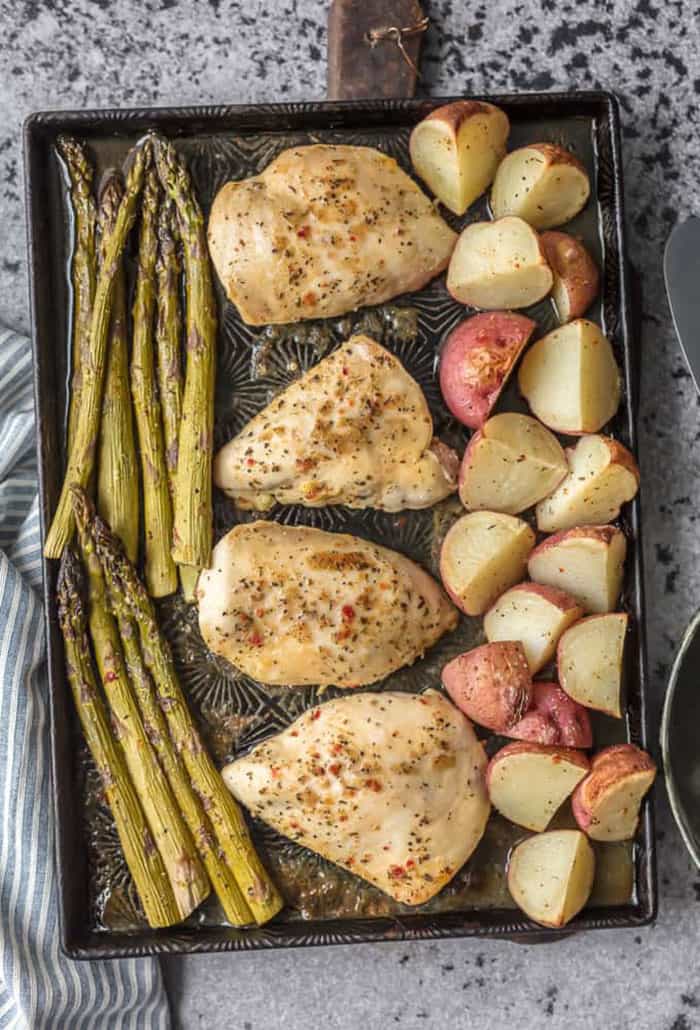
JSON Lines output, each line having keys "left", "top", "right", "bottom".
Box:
{"left": 214, "top": 336, "right": 459, "bottom": 512}
{"left": 207, "top": 144, "right": 457, "bottom": 324}
{"left": 198, "top": 522, "right": 457, "bottom": 687}
{"left": 223, "top": 690, "right": 490, "bottom": 905}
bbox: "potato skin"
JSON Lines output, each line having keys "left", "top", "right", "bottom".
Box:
{"left": 571, "top": 743, "right": 656, "bottom": 833}
{"left": 439, "top": 312, "right": 535, "bottom": 430}
{"left": 508, "top": 681, "right": 592, "bottom": 749}
{"left": 541, "top": 231, "right": 600, "bottom": 322}
{"left": 441, "top": 641, "right": 532, "bottom": 732}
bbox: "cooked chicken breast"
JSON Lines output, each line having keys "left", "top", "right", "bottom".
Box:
{"left": 214, "top": 336, "right": 459, "bottom": 512}
{"left": 223, "top": 690, "right": 489, "bottom": 905}
{"left": 198, "top": 522, "right": 457, "bottom": 687}
{"left": 207, "top": 144, "right": 457, "bottom": 325}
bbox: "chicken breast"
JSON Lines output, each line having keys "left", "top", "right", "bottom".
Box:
{"left": 207, "top": 144, "right": 457, "bottom": 325}
{"left": 214, "top": 336, "right": 459, "bottom": 512}
{"left": 223, "top": 690, "right": 489, "bottom": 905}
{"left": 198, "top": 522, "right": 457, "bottom": 687}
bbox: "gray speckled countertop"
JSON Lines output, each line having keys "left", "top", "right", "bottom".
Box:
{"left": 3, "top": 1, "right": 700, "bottom": 1027}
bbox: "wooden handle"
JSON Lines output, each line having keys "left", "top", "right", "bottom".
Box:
{"left": 327, "top": 0, "right": 426, "bottom": 101}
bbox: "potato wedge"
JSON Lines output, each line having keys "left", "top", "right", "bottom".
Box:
{"left": 558, "top": 613, "right": 628, "bottom": 718}
{"left": 518, "top": 320, "right": 621, "bottom": 435}
{"left": 536, "top": 435, "right": 640, "bottom": 533}
{"left": 541, "top": 231, "right": 600, "bottom": 323}
{"left": 491, "top": 144, "right": 591, "bottom": 229}
{"left": 446, "top": 217, "right": 553, "bottom": 310}
{"left": 528, "top": 525, "right": 627, "bottom": 614}
{"left": 440, "top": 510, "right": 536, "bottom": 615}
{"left": 508, "top": 681, "right": 592, "bottom": 749}
{"left": 487, "top": 742, "right": 589, "bottom": 831}
{"left": 484, "top": 582, "right": 582, "bottom": 673}
{"left": 439, "top": 312, "right": 535, "bottom": 430}
{"left": 507, "top": 829, "right": 595, "bottom": 927}
{"left": 441, "top": 641, "right": 532, "bottom": 732}
{"left": 409, "top": 101, "right": 510, "bottom": 215}
{"left": 459, "top": 413, "right": 568, "bottom": 515}
{"left": 572, "top": 744, "right": 656, "bottom": 841}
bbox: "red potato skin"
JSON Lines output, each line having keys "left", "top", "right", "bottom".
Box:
{"left": 439, "top": 312, "right": 536, "bottom": 429}
{"left": 563, "top": 437, "right": 640, "bottom": 484}
{"left": 508, "top": 682, "right": 593, "bottom": 749}
{"left": 541, "top": 231, "right": 600, "bottom": 321}
{"left": 441, "top": 641, "right": 532, "bottom": 732}
{"left": 486, "top": 740, "right": 590, "bottom": 793}
{"left": 529, "top": 143, "right": 589, "bottom": 176}
{"left": 419, "top": 99, "right": 507, "bottom": 133}
{"left": 489, "top": 581, "right": 583, "bottom": 613}
{"left": 530, "top": 524, "right": 622, "bottom": 561}
{"left": 571, "top": 744, "right": 656, "bottom": 833}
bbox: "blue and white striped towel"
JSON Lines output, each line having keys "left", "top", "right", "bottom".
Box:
{"left": 0, "top": 327, "right": 171, "bottom": 1030}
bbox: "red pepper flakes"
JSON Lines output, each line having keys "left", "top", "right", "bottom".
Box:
{"left": 271, "top": 766, "right": 280, "bottom": 778}
{"left": 297, "top": 225, "right": 310, "bottom": 238}
{"left": 365, "top": 778, "right": 382, "bottom": 793}
{"left": 311, "top": 709, "right": 321, "bottom": 721}
{"left": 255, "top": 607, "right": 265, "bottom": 617}
{"left": 406, "top": 858, "right": 415, "bottom": 869}
{"left": 331, "top": 742, "right": 343, "bottom": 755}
{"left": 246, "top": 457, "right": 256, "bottom": 467}
{"left": 104, "top": 671, "right": 118, "bottom": 683}
{"left": 346, "top": 856, "right": 355, "bottom": 867}
{"left": 329, "top": 763, "right": 341, "bottom": 776}
{"left": 290, "top": 730, "right": 299, "bottom": 737}
{"left": 248, "top": 632, "right": 263, "bottom": 647}
{"left": 302, "top": 290, "right": 317, "bottom": 306}
{"left": 341, "top": 604, "right": 355, "bottom": 622}
{"left": 342, "top": 366, "right": 349, "bottom": 375}
{"left": 349, "top": 233, "right": 357, "bottom": 241}
{"left": 389, "top": 864, "right": 406, "bottom": 878}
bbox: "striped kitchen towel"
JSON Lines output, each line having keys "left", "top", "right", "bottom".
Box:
{"left": 0, "top": 327, "right": 171, "bottom": 1030}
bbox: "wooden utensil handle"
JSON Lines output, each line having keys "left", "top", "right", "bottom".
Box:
{"left": 327, "top": 0, "right": 427, "bottom": 100}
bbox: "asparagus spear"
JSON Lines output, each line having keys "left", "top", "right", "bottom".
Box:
{"left": 77, "top": 520, "right": 210, "bottom": 919}
{"left": 153, "top": 136, "right": 216, "bottom": 571}
{"left": 57, "top": 136, "right": 97, "bottom": 456}
{"left": 72, "top": 488, "right": 254, "bottom": 926}
{"left": 96, "top": 172, "right": 139, "bottom": 563}
{"left": 45, "top": 139, "right": 151, "bottom": 559}
{"left": 57, "top": 548, "right": 180, "bottom": 928}
{"left": 84, "top": 493, "right": 283, "bottom": 925}
{"left": 130, "top": 167, "right": 178, "bottom": 597}
{"left": 154, "top": 200, "right": 198, "bottom": 601}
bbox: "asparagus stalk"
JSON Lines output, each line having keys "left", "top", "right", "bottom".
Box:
{"left": 84, "top": 493, "right": 283, "bottom": 925}
{"left": 57, "top": 136, "right": 97, "bottom": 456}
{"left": 130, "top": 168, "right": 178, "bottom": 597}
{"left": 153, "top": 136, "right": 216, "bottom": 570}
{"left": 72, "top": 488, "right": 255, "bottom": 926}
{"left": 45, "top": 139, "right": 151, "bottom": 559}
{"left": 154, "top": 200, "right": 197, "bottom": 601}
{"left": 77, "top": 520, "right": 210, "bottom": 919}
{"left": 96, "top": 172, "right": 139, "bottom": 563}
{"left": 57, "top": 548, "right": 180, "bottom": 928}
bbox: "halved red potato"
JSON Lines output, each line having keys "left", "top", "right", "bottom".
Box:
{"left": 508, "top": 682, "right": 592, "bottom": 749}
{"left": 441, "top": 641, "right": 532, "bottom": 732}
{"left": 572, "top": 744, "right": 656, "bottom": 841}
{"left": 409, "top": 101, "right": 510, "bottom": 215}
{"left": 557, "top": 613, "right": 628, "bottom": 718}
{"left": 487, "top": 742, "right": 589, "bottom": 831}
{"left": 446, "top": 217, "right": 553, "bottom": 310}
{"left": 440, "top": 510, "right": 536, "bottom": 616}
{"left": 484, "top": 582, "right": 582, "bottom": 673}
{"left": 507, "top": 829, "right": 595, "bottom": 927}
{"left": 536, "top": 435, "right": 640, "bottom": 533}
{"left": 458, "top": 413, "right": 568, "bottom": 515}
{"left": 528, "top": 525, "right": 627, "bottom": 614}
{"left": 491, "top": 144, "right": 591, "bottom": 229}
{"left": 541, "top": 231, "right": 600, "bottom": 323}
{"left": 439, "top": 312, "right": 536, "bottom": 430}
{"left": 518, "top": 320, "right": 620, "bottom": 435}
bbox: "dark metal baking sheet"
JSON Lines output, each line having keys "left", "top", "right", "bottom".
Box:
{"left": 24, "top": 92, "right": 655, "bottom": 959}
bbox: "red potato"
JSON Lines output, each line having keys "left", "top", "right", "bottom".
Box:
{"left": 508, "top": 682, "right": 592, "bottom": 749}
{"left": 487, "top": 741, "right": 589, "bottom": 831}
{"left": 572, "top": 744, "right": 656, "bottom": 841}
{"left": 507, "top": 829, "right": 595, "bottom": 927}
{"left": 557, "top": 613, "right": 628, "bottom": 718}
{"left": 484, "top": 583, "right": 582, "bottom": 674}
{"left": 536, "top": 435, "right": 640, "bottom": 533}
{"left": 409, "top": 101, "right": 510, "bottom": 215}
{"left": 446, "top": 216, "right": 553, "bottom": 310}
{"left": 440, "top": 510, "right": 536, "bottom": 616}
{"left": 441, "top": 641, "right": 532, "bottom": 732}
{"left": 459, "top": 413, "right": 568, "bottom": 516}
{"left": 518, "top": 320, "right": 621, "bottom": 435}
{"left": 528, "top": 525, "right": 627, "bottom": 614}
{"left": 491, "top": 144, "right": 591, "bottom": 229}
{"left": 541, "top": 231, "right": 600, "bottom": 323}
{"left": 439, "top": 312, "right": 536, "bottom": 430}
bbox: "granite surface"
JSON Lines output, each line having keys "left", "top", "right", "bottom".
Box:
{"left": 2, "top": 1, "right": 700, "bottom": 1027}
